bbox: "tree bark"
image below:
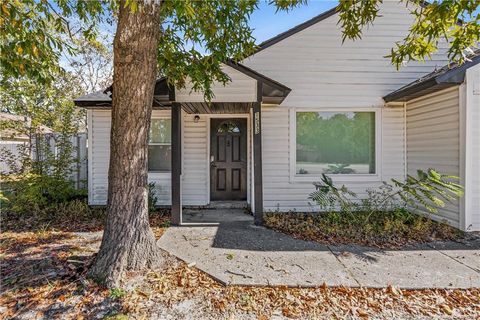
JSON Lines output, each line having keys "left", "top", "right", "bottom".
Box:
{"left": 89, "top": 0, "right": 162, "bottom": 287}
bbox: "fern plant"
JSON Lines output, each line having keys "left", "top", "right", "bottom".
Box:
{"left": 310, "top": 174, "right": 357, "bottom": 212}
{"left": 390, "top": 169, "right": 463, "bottom": 213}
{"left": 309, "top": 169, "right": 463, "bottom": 215}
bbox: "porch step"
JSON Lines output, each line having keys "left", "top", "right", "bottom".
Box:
{"left": 204, "top": 201, "right": 248, "bottom": 209}
{"left": 182, "top": 208, "right": 253, "bottom": 224}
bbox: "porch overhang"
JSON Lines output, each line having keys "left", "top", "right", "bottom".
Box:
{"left": 180, "top": 102, "right": 254, "bottom": 114}
{"left": 74, "top": 61, "right": 291, "bottom": 109}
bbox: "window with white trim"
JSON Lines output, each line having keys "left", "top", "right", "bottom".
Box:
{"left": 148, "top": 118, "right": 171, "bottom": 172}
{"left": 295, "top": 111, "right": 375, "bottom": 175}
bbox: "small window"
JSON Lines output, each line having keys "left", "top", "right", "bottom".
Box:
{"left": 148, "top": 119, "right": 171, "bottom": 172}
{"left": 296, "top": 112, "right": 375, "bottom": 175}
{"left": 217, "top": 121, "right": 240, "bottom": 133}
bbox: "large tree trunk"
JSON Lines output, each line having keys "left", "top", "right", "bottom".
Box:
{"left": 89, "top": 0, "right": 162, "bottom": 287}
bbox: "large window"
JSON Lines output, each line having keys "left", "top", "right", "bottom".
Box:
{"left": 148, "top": 118, "right": 171, "bottom": 172}
{"left": 296, "top": 111, "right": 375, "bottom": 175}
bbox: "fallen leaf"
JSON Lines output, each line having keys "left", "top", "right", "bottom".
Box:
{"left": 357, "top": 308, "right": 369, "bottom": 318}
{"left": 440, "top": 304, "right": 453, "bottom": 315}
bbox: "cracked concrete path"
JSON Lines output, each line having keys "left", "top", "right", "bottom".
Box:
{"left": 158, "top": 209, "right": 480, "bottom": 289}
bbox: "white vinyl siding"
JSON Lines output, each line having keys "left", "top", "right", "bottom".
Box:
{"left": 243, "top": 1, "right": 430, "bottom": 211}
{"left": 405, "top": 87, "right": 461, "bottom": 228}
{"left": 88, "top": 110, "right": 173, "bottom": 205}
{"left": 242, "top": 1, "right": 449, "bottom": 109}
{"left": 182, "top": 113, "right": 209, "bottom": 205}
{"left": 88, "top": 110, "right": 110, "bottom": 205}
{"left": 175, "top": 65, "right": 256, "bottom": 103}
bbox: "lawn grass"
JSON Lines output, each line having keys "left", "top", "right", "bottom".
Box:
{"left": 264, "top": 210, "right": 464, "bottom": 248}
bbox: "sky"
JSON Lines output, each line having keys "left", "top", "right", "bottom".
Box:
{"left": 93, "top": 1, "right": 338, "bottom": 44}
{"left": 249, "top": 1, "right": 338, "bottom": 44}
{"left": 94, "top": 0, "right": 478, "bottom": 48}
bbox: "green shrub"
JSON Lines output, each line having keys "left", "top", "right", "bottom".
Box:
{"left": 148, "top": 182, "right": 158, "bottom": 214}
{"left": 2, "top": 174, "right": 87, "bottom": 215}
{"left": 2, "top": 198, "right": 106, "bottom": 232}
{"left": 109, "top": 288, "right": 127, "bottom": 299}
{"left": 264, "top": 169, "right": 465, "bottom": 247}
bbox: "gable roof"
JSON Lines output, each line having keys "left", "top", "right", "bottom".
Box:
{"left": 251, "top": 1, "right": 455, "bottom": 58}
{"left": 74, "top": 61, "right": 291, "bottom": 108}
{"left": 383, "top": 50, "right": 480, "bottom": 102}
{"left": 255, "top": 7, "right": 337, "bottom": 54}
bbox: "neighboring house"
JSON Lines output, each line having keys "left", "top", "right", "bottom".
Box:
{"left": 74, "top": 2, "right": 480, "bottom": 231}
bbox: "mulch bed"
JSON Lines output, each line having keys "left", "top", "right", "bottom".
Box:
{"left": 264, "top": 211, "right": 465, "bottom": 249}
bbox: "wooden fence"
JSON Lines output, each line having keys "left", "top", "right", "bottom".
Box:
{"left": 0, "top": 133, "right": 88, "bottom": 190}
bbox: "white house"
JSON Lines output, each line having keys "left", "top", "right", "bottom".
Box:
{"left": 75, "top": 2, "right": 480, "bottom": 231}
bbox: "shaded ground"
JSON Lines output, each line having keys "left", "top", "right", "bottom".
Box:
{"left": 1, "top": 211, "right": 479, "bottom": 319}
{"left": 0, "top": 231, "right": 117, "bottom": 319}
{"left": 160, "top": 210, "right": 480, "bottom": 289}
{"left": 264, "top": 211, "right": 465, "bottom": 249}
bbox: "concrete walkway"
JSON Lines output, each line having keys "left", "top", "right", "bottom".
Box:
{"left": 158, "top": 209, "right": 480, "bottom": 289}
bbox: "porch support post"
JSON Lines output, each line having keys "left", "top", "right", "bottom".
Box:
{"left": 171, "top": 102, "right": 182, "bottom": 225}
{"left": 253, "top": 81, "right": 264, "bottom": 225}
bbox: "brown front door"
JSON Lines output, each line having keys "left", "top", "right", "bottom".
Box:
{"left": 210, "top": 118, "right": 247, "bottom": 201}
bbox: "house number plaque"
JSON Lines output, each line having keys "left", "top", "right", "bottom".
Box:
{"left": 254, "top": 112, "right": 260, "bottom": 134}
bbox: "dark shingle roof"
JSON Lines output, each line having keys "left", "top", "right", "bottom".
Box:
{"left": 383, "top": 50, "right": 480, "bottom": 102}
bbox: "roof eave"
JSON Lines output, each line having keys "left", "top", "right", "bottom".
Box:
{"left": 383, "top": 77, "right": 440, "bottom": 102}
{"left": 224, "top": 59, "right": 291, "bottom": 93}
{"left": 255, "top": 7, "right": 338, "bottom": 54}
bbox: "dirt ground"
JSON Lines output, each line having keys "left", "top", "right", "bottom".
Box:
{"left": 1, "top": 225, "right": 479, "bottom": 319}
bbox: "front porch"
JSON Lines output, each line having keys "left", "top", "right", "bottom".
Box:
{"left": 167, "top": 61, "right": 291, "bottom": 226}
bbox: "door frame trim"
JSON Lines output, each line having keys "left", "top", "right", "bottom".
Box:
{"left": 206, "top": 114, "right": 251, "bottom": 204}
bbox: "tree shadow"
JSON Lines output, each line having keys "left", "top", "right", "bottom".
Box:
{"left": 182, "top": 210, "right": 480, "bottom": 263}
{"left": 1, "top": 233, "right": 96, "bottom": 294}
{"left": 0, "top": 231, "right": 119, "bottom": 318}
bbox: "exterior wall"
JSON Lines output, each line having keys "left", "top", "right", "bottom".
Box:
{"left": 463, "top": 64, "right": 480, "bottom": 231}
{"left": 243, "top": 1, "right": 449, "bottom": 211}
{"left": 175, "top": 65, "right": 256, "bottom": 103}
{"left": 87, "top": 110, "right": 251, "bottom": 206}
{"left": 182, "top": 113, "right": 208, "bottom": 205}
{"left": 405, "top": 87, "right": 461, "bottom": 228}
{"left": 88, "top": 109, "right": 173, "bottom": 205}
{"left": 243, "top": 2, "right": 449, "bottom": 109}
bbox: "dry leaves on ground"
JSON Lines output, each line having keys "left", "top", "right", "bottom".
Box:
{"left": 264, "top": 211, "right": 464, "bottom": 249}
{"left": 124, "top": 261, "right": 480, "bottom": 319}
{"left": 1, "top": 229, "right": 479, "bottom": 319}
{"left": 0, "top": 231, "right": 116, "bottom": 319}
